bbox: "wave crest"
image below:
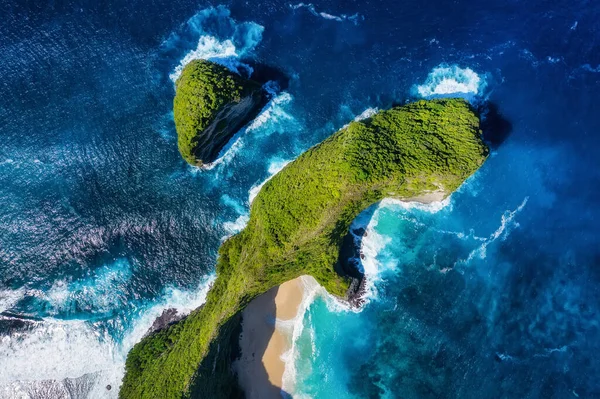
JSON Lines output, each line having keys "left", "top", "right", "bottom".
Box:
{"left": 163, "top": 5, "right": 264, "bottom": 83}
{"left": 414, "top": 64, "right": 487, "bottom": 101}
{"left": 290, "top": 3, "right": 363, "bottom": 24}
{"left": 0, "top": 275, "right": 215, "bottom": 398}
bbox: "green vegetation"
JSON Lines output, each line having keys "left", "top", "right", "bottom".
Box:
{"left": 120, "top": 99, "right": 488, "bottom": 398}
{"left": 173, "top": 59, "right": 263, "bottom": 165}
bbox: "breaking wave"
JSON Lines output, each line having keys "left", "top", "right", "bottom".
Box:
{"left": 280, "top": 277, "right": 356, "bottom": 397}
{"left": 163, "top": 5, "right": 264, "bottom": 83}
{"left": 0, "top": 275, "right": 215, "bottom": 398}
{"left": 456, "top": 197, "right": 529, "bottom": 266}
{"left": 341, "top": 107, "right": 379, "bottom": 129}
{"left": 289, "top": 3, "right": 364, "bottom": 24}
{"left": 199, "top": 85, "right": 294, "bottom": 171}
{"left": 354, "top": 197, "right": 452, "bottom": 302}
{"left": 414, "top": 64, "right": 487, "bottom": 101}
{"left": 246, "top": 91, "right": 293, "bottom": 132}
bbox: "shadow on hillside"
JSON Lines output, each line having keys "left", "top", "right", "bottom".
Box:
{"left": 237, "top": 285, "right": 293, "bottom": 399}
{"left": 479, "top": 102, "right": 513, "bottom": 149}
{"left": 245, "top": 61, "right": 290, "bottom": 91}
{"left": 335, "top": 205, "right": 379, "bottom": 305}
{"left": 189, "top": 287, "right": 290, "bottom": 399}
{"left": 390, "top": 99, "right": 513, "bottom": 150}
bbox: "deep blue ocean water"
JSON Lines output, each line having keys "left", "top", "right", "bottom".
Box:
{"left": 1, "top": 0, "right": 599, "bottom": 398}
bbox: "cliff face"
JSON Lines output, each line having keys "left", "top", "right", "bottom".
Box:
{"left": 173, "top": 59, "right": 266, "bottom": 166}
{"left": 120, "top": 99, "right": 489, "bottom": 399}
{"left": 193, "top": 91, "right": 265, "bottom": 164}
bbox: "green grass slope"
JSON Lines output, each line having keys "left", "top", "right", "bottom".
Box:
{"left": 173, "top": 59, "right": 262, "bottom": 165}
{"left": 120, "top": 98, "right": 489, "bottom": 398}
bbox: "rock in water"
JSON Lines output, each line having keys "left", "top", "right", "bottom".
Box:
{"left": 173, "top": 60, "right": 267, "bottom": 166}
{"left": 145, "top": 308, "right": 184, "bottom": 337}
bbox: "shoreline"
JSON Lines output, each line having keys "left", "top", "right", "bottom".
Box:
{"left": 234, "top": 195, "right": 450, "bottom": 397}
{"left": 235, "top": 277, "right": 311, "bottom": 398}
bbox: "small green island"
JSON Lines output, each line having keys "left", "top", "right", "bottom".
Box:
{"left": 120, "top": 98, "right": 488, "bottom": 398}
{"left": 174, "top": 59, "right": 267, "bottom": 166}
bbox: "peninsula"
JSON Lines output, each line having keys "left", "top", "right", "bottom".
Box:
{"left": 120, "top": 98, "right": 489, "bottom": 398}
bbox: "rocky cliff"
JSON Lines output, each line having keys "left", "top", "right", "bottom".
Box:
{"left": 173, "top": 59, "right": 266, "bottom": 166}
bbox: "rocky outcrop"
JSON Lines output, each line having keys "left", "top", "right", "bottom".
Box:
{"left": 336, "top": 226, "right": 367, "bottom": 306}
{"left": 173, "top": 59, "right": 267, "bottom": 166}
{"left": 144, "top": 308, "right": 186, "bottom": 337}
{"left": 193, "top": 88, "right": 266, "bottom": 166}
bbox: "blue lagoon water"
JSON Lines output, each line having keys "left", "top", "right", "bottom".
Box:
{"left": 0, "top": 0, "right": 599, "bottom": 397}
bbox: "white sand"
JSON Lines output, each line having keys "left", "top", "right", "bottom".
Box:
{"left": 235, "top": 277, "right": 305, "bottom": 398}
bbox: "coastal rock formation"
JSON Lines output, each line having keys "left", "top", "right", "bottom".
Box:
{"left": 144, "top": 308, "right": 185, "bottom": 338}
{"left": 173, "top": 60, "right": 267, "bottom": 166}
{"left": 120, "top": 99, "right": 489, "bottom": 399}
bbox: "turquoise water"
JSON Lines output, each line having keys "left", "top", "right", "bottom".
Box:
{"left": 292, "top": 132, "right": 598, "bottom": 397}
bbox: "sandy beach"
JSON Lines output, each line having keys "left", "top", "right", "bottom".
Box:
{"left": 235, "top": 277, "right": 307, "bottom": 398}
{"left": 405, "top": 190, "right": 446, "bottom": 204}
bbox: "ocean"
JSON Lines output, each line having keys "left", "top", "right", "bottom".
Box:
{"left": 0, "top": 0, "right": 599, "bottom": 398}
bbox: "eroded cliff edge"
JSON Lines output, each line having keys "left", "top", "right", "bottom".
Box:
{"left": 120, "top": 99, "right": 489, "bottom": 399}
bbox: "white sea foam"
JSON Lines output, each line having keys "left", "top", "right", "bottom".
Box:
{"left": 198, "top": 126, "right": 248, "bottom": 171}
{"left": 2, "top": 374, "right": 102, "bottom": 399}
{"left": 457, "top": 197, "right": 529, "bottom": 266}
{"left": 0, "top": 275, "right": 215, "bottom": 398}
{"left": 496, "top": 352, "right": 515, "bottom": 362}
{"left": 520, "top": 49, "right": 540, "bottom": 67}
{"left": 290, "top": 3, "right": 363, "bottom": 24}
{"left": 380, "top": 196, "right": 452, "bottom": 213}
{"left": 359, "top": 228, "right": 391, "bottom": 301}
{"left": 414, "top": 64, "right": 487, "bottom": 101}
{"left": 170, "top": 36, "right": 238, "bottom": 82}
{"left": 221, "top": 195, "right": 251, "bottom": 236}
{"left": 199, "top": 88, "right": 294, "bottom": 171}
{"left": 0, "top": 320, "right": 118, "bottom": 384}
{"left": 353, "top": 197, "right": 451, "bottom": 302}
{"left": 341, "top": 107, "right": 379, "bottom": 129}
{"left": 353, "top": 107, "right": 378, "bottom": 122}
{"left": 0, "top": 288, "right": 25, "bottom": 313}
{"left": 544, "top": 345, "right": 568, "bottom": 355}
{"left": 45, "top": 259, "right": 132, "bottom": 315}
{"left": 222, "top": 215, "right": 250, "bottom": 236}
{"left": 221, "top": 194, "right": 247, "bottom": 215}
{"left": 279, "top": 276, "right": 319, "bottom": 394}
{"left": 280, "top": 275, "right": 363, "bottom": 397}
{"left": 547, "top": 56, "right": 562, "bottom": 64}
{"left": 119, "top": 274, "right": 215, "bottom": 352}
{"left": 581, "top": 64, "right": 600, "bottom": 73}
{"left": 279, "top": 276, "right": 352, "bottom": 395}
{"left": 166, "top": 6, "right": 264, "bottom": 83}
{"left": 246, "top": 91, "right": 293, "bottom": 133}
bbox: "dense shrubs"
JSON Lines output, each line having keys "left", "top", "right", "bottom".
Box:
{"left": 120, "top": 99, "right": 488, "bottom": 399}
